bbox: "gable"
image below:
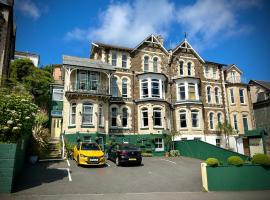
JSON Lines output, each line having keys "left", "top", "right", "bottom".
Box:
{"left": 172, "top": 39, "right": 204, "bottom": 63}
{"left": 132, "top": 34, "right": 169, "bottom": 55}
{"left": 225, "top": 64, "right": 243, "bottom": 74}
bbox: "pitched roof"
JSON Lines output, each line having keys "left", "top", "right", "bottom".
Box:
{"left": 92, "top": 42, "right": 133, "bottom": 51}
{"left": 205, "top": 60, "right": 226, "bottom": 66}
{"left": 63, "top": 55, "right": 115, "bottom": 71}
{"left": 131, "top": 34, "right": 169, "bottom": 55}
{"left": 172, "top": 39, "right": 204, "bottom": 63}
{"left": 224, "top": 64, "right": 243, "bottom": 74}
{"left": 249, "top": 80, "right": 270, "bottom": 90}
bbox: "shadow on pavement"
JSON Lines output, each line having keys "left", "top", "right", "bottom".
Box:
{"left": 13, "top": 161, "right": 67, "bottom": 193}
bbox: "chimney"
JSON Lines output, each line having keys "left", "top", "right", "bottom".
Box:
{"left": 156, "top": 35, "right": 164, "bottom": 46}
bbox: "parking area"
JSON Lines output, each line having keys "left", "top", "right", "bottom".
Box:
{"left": 13, "top": 157, "right": 202, "bottom": 195}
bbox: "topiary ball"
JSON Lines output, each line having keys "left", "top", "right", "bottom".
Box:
{"left": 205, "top": 158, "right": 219, "bottom": 167}
{"left": 227, "top": 156, "right": 244, "bottom": 166}
{"left": 252, "top": 154, "right": 270, "bottom": 166}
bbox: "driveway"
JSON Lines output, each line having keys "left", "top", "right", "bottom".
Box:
{"left": 12, "top": 157, "right": 202, "bottom": 195}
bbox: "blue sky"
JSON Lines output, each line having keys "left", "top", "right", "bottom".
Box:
{"left": 15, "top": 0, "right": 270, "bottom": 81}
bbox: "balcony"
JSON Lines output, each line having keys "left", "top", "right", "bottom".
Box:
{"left": 66, "top": 82, "right": 110, "bottom": 97}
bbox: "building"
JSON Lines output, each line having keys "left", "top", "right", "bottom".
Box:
{"left": 59, "top": 34, "right": 255, "bottom": 155}
{"left": 249, "top": 80, "right": 270, "bottom": 155}
{"left": 14, "top": 51, "right": 40, "bottom": 67}
{"left": 0, "top": 0, "right": 16, "bottom": 85}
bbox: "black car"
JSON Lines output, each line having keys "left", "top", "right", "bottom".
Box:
{"left": 107, "top": 143, "right": 142, "bottom": 166}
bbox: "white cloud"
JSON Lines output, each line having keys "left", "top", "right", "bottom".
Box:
{"left": 15, "top": 0, "right": 42, "bottom": 20}
{"left": 176, "top": 0, "right": 261, "bottom": 50}
{"left": 65, "top": 0, "right": 174, "bottom": 47}
{"left": 65, "top": 0, "right": 262, "bottom": 50}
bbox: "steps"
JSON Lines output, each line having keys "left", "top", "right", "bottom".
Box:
{"left": 42, "top": 138, "right": 62, "bottom": 159}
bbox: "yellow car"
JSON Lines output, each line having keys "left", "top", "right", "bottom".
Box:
{"left": 73, "top": 142, "right": 105, "bottom": 166}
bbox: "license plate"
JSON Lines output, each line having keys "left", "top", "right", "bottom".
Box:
{"left": 90, "top": 159, "right": 98, "bottom": 162}
{"left": 129, "top": 158, "right": 136, "bottom": 161}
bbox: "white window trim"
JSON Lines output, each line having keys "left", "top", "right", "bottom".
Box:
{"left": 154, "top": 138, "right": 164, "bottom": 151}
{"left": 191, "top": 110, "right": 200, "bottom": 129}
{"left": 69, "top": 103, "right": 76, "bottom": 126}
{"left": 122, "top": 107, "right": 128, "bottom": 128}
{"left": 141, "top": 108, "right": 149, "bottom": 128}
{"left": 239, "top": 89, "right": 245, "bottom": 104}
{"left": 176, "top": 79, "right": 199, "bottom": 101}
{"left": 111, "top": 107, "right": 118, "bottom": 127}
{"left": 230, "top": 88, "right": 235, "bottom": 104}
{"left": 153, "top": 108, "right": 163, "bottom": 128}
{"left": 209, "top": 112, "right": 215, "bottom": 130}
{"left": 179, "top": 110, "right": 187, "bottom": 129}
{"left": 82, "top": 103, "right": 94, "bottom": 125}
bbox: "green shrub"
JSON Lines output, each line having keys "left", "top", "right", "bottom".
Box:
{"left": 205, "top": 158, "right": 219, "bottom": 167}
{"left": 227, "top": 156, "right": 244, "bottom": 166}
{"left": 252, "top": 154, "right": 270, "bottom": 166}
{"left": 170, "top": 150, "right": 180, "bottom": 157}
{"left": 141, "top": 152, "right": 153, "bottom": 157}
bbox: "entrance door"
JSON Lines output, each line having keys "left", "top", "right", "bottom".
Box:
{"left": 51, "top": 118, "right": 62, "bottom": 138}
{"left": 243, "top": 138, "right": 250, "bottom": 156}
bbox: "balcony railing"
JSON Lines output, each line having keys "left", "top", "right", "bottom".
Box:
{"left": 67, "top": 82, "right": 109, "bottom": 95}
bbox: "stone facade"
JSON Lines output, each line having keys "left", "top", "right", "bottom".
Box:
{"left": 0, "top": 0, "right": 15, "bottom": 85}
{"left": 59, "top": 34, "right": 255, "bottom": 154}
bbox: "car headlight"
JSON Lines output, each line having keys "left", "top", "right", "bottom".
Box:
{"left": 80, "top": 154, "right": 87, "bottom": 158}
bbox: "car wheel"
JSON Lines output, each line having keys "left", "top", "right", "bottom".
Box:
{"left": 77, "top": 156, "right": 80, "bottom": 166}
{"left": 116, "top": 157, "right": 120, "bottom": 166}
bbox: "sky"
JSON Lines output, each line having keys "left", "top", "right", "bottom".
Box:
{"left": 14, "top": 0, "right": 270, "bottom": 82}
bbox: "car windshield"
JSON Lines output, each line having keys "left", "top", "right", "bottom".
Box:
{"left": 81, "top": 143, "right": 100, "bottom": 151}
{"left": 119, "top": 144, "right": 139, "bottom": 151}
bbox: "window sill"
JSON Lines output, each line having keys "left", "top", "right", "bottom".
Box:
{"left": 68, "top": 125, "right": 76, "bottom": 128}
{"left": 153, "top": 127, "right": 164, "bottom": 130}
{"left": 155, "top": 148, "right": 164, "bottom": 152}
{"left": 81, "top": 124, "right": 95, "bottom": 128}
{"left": 110, "top": 127, "right": 130, "bottom": 130}
{"left": 99, "top": 125, "right": 105, "bottom": 128}
{"left": 240, "top": 103, "right": 247, "bottom": 106}
{"left": 179, "top": 128, "right": 188, "bottom": 130}
{"left": 140, "top": 127, "right": 149, "bottom": 130}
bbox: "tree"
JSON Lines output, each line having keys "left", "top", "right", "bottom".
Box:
{"left": 164, "top": 130, "right": 181, "bottom": 151}
{"left": 7, "top": 59, "right": 53, "bottom": 110}
{"left": 217, "top": 121, "right": 236, "bottom": 149}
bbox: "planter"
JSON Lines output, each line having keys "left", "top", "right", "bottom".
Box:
{"left": 201, "top": 163, "right": 270, "bottom": 191}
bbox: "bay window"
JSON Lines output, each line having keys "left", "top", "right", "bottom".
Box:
{"left": 188, "top": 83, "right": 196, "bottom": 100}
{"left": 142, "top": 79, "right": 149, "bottom": 98}
{"left": 178, "top": 83, "right": 186, "bottom": 100}
{"left": 151, "top": 79, "right": 160, "bottom": 98}
{"left": 153, "top": 108, "right": 162, "bottom": 127}
{"left": 82, "top": 103, "right": 93, "bottom": 125}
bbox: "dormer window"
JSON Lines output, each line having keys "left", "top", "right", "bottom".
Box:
{"left": 112, "top": 52, "right": 117, "bottom": 66}
{"left": 231, "top": 71, "right": 236, "bottom": 82}
{"left": 144, "top": 56, "right": 149, "bottom": 72}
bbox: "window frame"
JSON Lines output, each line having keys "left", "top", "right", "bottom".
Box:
{"left": 230, "top": 88, "right": 235, "bottom": 104}
{"left": 179, "top": 61, "right": 184, "bottom": 76}
{"left": 122, "top": 107, "right": 128, "bottom": 128}
{"left": 112, "top": 52, "right": 117, "bottom": 66}
{"left": 233, "top": 114, "right": 238, "bottom": 131}
{"left": 187, "top": 62, "right": 192, "bottom": 76}
{"left": 154, "top": 138, "right": 164, "bottom": 151}
{"left": 215, "top": 87, "right": 220, "bottom": 104}
{"left": 153, "top": 57, "right": 158, "bottom": 73}
{"left": 98, "top": 104, "right": 104, "bottom": 127}
{"left": 178, "top": 83, "right": 186, "bottom": 100}
{"left": 52, "top": 88, "right": 64, "bottom": 101}
{"left": 122, "top": 78, "right": 128, "bottom": 98}
{"left": 82, "top": 103, "right": 93, "bottom": 125}
{"left": 151, "top": 79, "right": 160, "bottom": 98}
{"left": 144, "top": 56, "right": 149, "bottom": 72}
{"left": 153, "top": 108, "right": 162, "bottom": 127}
{"left": 191, "top": 110, "right": 199, "bottom": 128}
{"left": 111, "top": 107, "right": 118, "bottom": 127}
{"left": 141, "top": 108, "right": 149, "bottom": 128}
{"left": 179, "top": 110, "right": 187, "bottom": 128}
{"left": 69, "top": 103, "right": 76, "bottom": 126}
{"left": 141, "top": 79, "right": 149, "bottom": 98}
{"left": 209, "top": 112, "right": 214, "bottom": 130}
{"left": 122, "top": 53, "right": 127, "bottom": 68}
{"left": 239, "top": 89, "right": 245, "bottom": 104}
{"left": 207, "top": 86, "right": 212, "bottom": 103}
{"left": 188, "top": 83, "right": 196, "bottom": 100}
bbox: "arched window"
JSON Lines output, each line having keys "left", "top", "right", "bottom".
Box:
{"left": 179, "top": 61, "right": 184, "bottom": 76}
{"left": 82, "top": 103, "right": 93, "bottom": 125}
{"left": 111, "top": 76, "right": 118, "bottom": 97}
{"left": 187, "top": 62, "right": 192, "bottom": 76}
{"left": 207, "top": 86, "right": 211, "bottom": 103}
{"left": 209, "top": 112, "right": 214, "bottom": 130}
{"left": 215, "top": 87, "right": 220, "bottom": 104}
{"left": 122, "top": 108, "right": 128, "bottom": 127}
{"left": 153, "top": 108, "right": 162, "bottom": 127}
{"left": 69, "top": 103, "right": 76, "bottom": 125}
{"left": 144, "top": 56, "right": 149, "bottom": 72}
{"left": 122, "top": 78, "right": 128, "bottom": 97}
{"left": 141, "top": 108, "right": 148, "bottom": 127}
{"left": 217, "top": 113, "right": 222, "bottom": 124}
{"left": 153, "top": 57, "right": 158, "bottom": 72}
{"left": 111, "top": 107, "right": 117, "bottom": 127}
{"left": 179, "top": 110, "right": 187, "bottom": 128}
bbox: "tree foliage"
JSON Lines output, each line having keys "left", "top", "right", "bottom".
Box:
{"left": 217, "top": 121, "right": 235, "bottom": 149}
{"left": 7, "top": 59, "right": 53, "bottom": 110}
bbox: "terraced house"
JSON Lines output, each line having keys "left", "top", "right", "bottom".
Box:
{"left": 57, "top": 34, "right": 255, "bottom": 155}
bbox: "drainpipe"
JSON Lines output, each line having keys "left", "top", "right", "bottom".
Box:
{"left": 132, "top": 70, "right": 135, "bottom": 135}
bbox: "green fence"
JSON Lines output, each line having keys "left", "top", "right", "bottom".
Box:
{"left": 64, "top": 133, "right": 166, "bottom": 156}
{"left": 207, "top": 165, "right": 270, "bottom": 191}
{"left": 174, "top": 140, "right": 249, "bottom": 164}
{"left": 0, "top": 137, "right": 28, "bottom": 193}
